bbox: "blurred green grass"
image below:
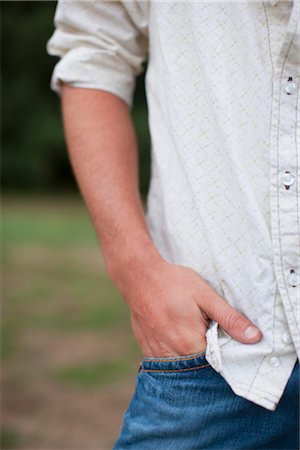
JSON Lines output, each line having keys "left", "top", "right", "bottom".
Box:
{"left": 52, "top": 357, "right": 134, "bottom": 388}
{"left": 2, "top": 193, "right": 140, "bottom": 359}
{"left": 0, "top": 427, "right": 19, "bottom": 450}
{"left": 2, "top": 194, "right": 99, "bottom": 247}
{"left": 2, "top": 198, "right": 132, "bottom": 329}
{"left": 2, "top": 194, "right": 142, "bottom": 449}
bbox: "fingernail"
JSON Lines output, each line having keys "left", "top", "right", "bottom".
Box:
{"left": 244, "top": 326, "right": 260, "bottom": 339}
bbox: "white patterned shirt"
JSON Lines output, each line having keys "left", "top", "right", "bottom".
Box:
{"left": 46, "top": 0, "right": 300, "bottom": 411}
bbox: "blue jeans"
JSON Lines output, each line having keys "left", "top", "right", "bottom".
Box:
{"left": 113, "top": 351, "right": 299, "bottom": 449}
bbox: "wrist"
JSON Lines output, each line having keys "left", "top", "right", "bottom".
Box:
{"left": 104, "top": 237, "right": 164, "bottom": 286}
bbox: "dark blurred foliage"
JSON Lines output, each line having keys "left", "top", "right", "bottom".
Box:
{"left": 1, "top": 1, "right": 151, "bottom": 197}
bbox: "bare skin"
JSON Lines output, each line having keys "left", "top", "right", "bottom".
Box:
{"left": 60, "top": 85, "right": 263, "bottom": 358}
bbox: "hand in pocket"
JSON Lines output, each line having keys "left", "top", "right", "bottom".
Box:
{"left": 115, "top": 258, "right": 263, "bottom": 358}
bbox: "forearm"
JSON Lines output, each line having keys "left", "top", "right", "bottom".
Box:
{"left": 60, "top": 85, "right": 162, "bottom": 281}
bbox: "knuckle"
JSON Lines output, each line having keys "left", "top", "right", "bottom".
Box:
{"left": 224, "top": 310, "right": 244, "bottom": 330}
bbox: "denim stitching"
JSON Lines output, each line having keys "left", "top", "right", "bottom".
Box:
{"left": 142, "top": 351, "right": 206, "bottom": 363}
{"left": 140, "top": 363, "right": 211, "bottom": 373}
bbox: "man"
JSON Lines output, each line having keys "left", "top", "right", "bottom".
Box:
{"left": 46, "top": 0, "right": 300, "bottom": 448}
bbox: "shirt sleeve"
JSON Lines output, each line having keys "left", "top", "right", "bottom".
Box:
{"left": 46, "top": 0, "right": 149, "bottom": 109}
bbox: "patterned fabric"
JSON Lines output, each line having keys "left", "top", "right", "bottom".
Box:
{"left": 46, "top": 0, "right": 300, "bottom": 411}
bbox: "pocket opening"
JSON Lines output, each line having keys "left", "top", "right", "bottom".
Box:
{"left": 142, "top": 349, "right": 207, "bottom": 363}
{"left": 139, "top": 350, "right": 211, "bottom": 373}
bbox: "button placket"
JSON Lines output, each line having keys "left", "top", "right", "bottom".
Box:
{"left": 269, "top": 0, "right": 300, "bottom": 356}
{"left": 271, "top": 74, "right": 300, "bottom": 344}
{"left": 268, "top": 0, "right": 300, "bottom": 358}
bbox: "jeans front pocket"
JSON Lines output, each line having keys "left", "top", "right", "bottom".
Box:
{"left": 139, "top": 349, "right": 211, "bottom": 373}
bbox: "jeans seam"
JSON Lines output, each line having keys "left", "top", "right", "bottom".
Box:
{"left": 142, "top": 352, "right": 206, "bottom": 363}
{"left": 139, "top": 363, "right": 211, "bottom": 373}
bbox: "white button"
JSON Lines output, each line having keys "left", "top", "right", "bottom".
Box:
{"left": 282, "top": 171, "right": 295, "bottom": 188}
{"left": 270, "top": 356, "right": 281, "bottom": 367}
{"left": 282, "top": 332, "right": 293, "bottom": 344}
{"left": 284, "top": 79, "right": 297, "bottom": 95}
{"left": 288, "top": 270, "right": 299, "bottom": 287}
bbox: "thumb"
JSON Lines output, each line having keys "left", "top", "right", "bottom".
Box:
{"left": 203, "top": 293, "right": 263, "bottom": 344}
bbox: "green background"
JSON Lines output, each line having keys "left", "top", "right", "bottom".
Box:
{"left": 2, "top": 1, "right": 151, "bottom": 195}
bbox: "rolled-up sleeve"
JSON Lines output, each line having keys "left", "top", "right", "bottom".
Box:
{"left": 46, "top": 0, "right": 149, "bottom": 109}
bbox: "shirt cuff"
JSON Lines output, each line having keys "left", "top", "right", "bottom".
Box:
{"left": 48, "top": 46, "right": 136, "bottom": 109}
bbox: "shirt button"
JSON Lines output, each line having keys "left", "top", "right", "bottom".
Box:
{"left": 284, "top": 77, "right": 297, "bottom": 95}
{"left": 270, "top": 355, "right": 281, "bottom": 367}
{"left": 288, "top": 270, "right": 299, "bottom": 287}
{"left": 282, "top": 332, "right": 293, "bottom": 344}
{"left": 268, "top": 0, "right": 279, "bottom": 5}
{"left": 282, "top": 171, "right": 295, "bottom": 188}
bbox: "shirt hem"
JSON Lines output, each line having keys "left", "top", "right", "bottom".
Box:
{"left": 219, "top": 374, "right": 279, "bottom": 411}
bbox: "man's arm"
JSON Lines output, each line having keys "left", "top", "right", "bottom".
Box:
{"left": 61, "top": 85, "right": 159, "bottom": 278}
{"left": 60, "top": 85, "right": 263, "bottom": 357}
